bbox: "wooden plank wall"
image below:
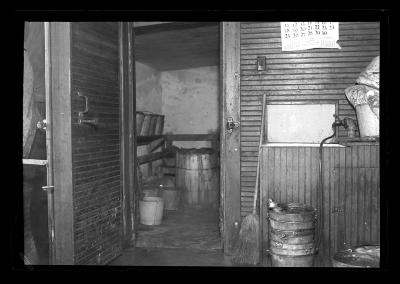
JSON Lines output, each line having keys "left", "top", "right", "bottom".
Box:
{"left": 260, "top": 144, "right": 380, "bottom": 258}
{"left": 239, "top": 22, "right": 380, "bottom": 217}
{"left": 70, "top": 22, "right": 122, "bottom": 265}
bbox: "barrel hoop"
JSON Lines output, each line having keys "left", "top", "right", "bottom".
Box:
{"left": 268, "top": 217, "right": 316, "bottom": 224}
{"left": 270, "top": 240, "right": 314, "bottom": 249}
{"left": 176, "top": 167, "right": 218, "bottom": 170}
{"left": 268, "top": 251, "right": 316, "bottom": 257}
{"left": 270, "top": 228, "right": 314, "bottom": 236}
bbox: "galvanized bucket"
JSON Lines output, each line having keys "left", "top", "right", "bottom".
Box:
{"left": 268, "top": 203, "right": 317, "bottom": 267}
{"left": 332, "top": 245, "right": 380, "bottom": 268}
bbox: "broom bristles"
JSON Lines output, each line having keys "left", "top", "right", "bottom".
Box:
{"left": 232, "top": 214, "right": 260, "bottom": 265}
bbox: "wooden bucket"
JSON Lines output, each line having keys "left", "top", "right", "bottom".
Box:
{"left": 332, "top": 245, "right": 380, "bottom": 268}
{"left": 136, "top": 112, "right": 145, "bottom": 135}
{"left": 268, "top": 203, "right": 316, "bottom": 267}
{"left": 176, "top": 148, "right": 219, "bottom": 209}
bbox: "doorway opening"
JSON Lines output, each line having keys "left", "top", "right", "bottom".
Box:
{"left": 23, "top": 22, "right": 49, "bottom": 265}
{"left": 132, "top": 22, "right": 222, "bottom": 252}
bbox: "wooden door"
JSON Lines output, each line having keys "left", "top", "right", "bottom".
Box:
{"left": 49, "top": 22, "right": 132, "bottom": 265}
{"left": 220, "top": 22, "right": 241, "bottom": 254}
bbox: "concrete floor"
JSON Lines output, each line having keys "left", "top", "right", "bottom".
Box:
{"left": 109, "top": 247, "right": 329, "bottom": 267}
{"left": 110, "top": 206, "right": 233, "bottom": 267}
{"left": 135, "top": 207, "right": 221, "bottom": 251}
{"left": 109, "top": 247, "right": 234, "bottom": 266}
{"left": 109, "top": 206, "right": 330, "bottom": 267}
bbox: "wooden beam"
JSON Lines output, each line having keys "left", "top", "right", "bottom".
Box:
{"left": 165, "top": 134, "right": 219, "bottom": 141}
{"left": 134, "top": 22, "right": 218, "bottom": 36}
{"left": 221, "top": 22, "right": 241, "bottom": 254}
{"left": 49, "top": 22, "right": 74, "bottom": 265}
{"left": 138, "top": 150, "right": 168, "bottom": 165}
{"left": 120, "top": 22, "right": 136, "bottom": 249}
{"left": 22, "top": 159, "right": 47, "bottom": 166}
{"left": 148, "top": 138, "right": 166, "bottom": 153}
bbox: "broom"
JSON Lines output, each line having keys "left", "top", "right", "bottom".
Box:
{"left": 232, "top": 93, "right": 266, "bottom": 265}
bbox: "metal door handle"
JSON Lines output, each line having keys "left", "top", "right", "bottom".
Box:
{"left": 77, "top": 91, "right": 89, "bottom": 117}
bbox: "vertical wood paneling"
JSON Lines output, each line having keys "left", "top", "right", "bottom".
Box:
{"left": 239, "top": 22, "right": 380, "bottom": 217}
{"left": 280, "top": 148, "right": 287, "bottom": 203}
{"left": 337, "top": 148, "right": 346, "bottom": 250}
{"left": 70, "top": 22, "right": 122, "bottom": 265}
{"left": 298, "top": 147, "right": 305, "bottom": 204}
{"left": 311, "top": 148, "right": 319, "bottom": 208}
{"left": 344, "top": 146, "right": 352, "bottom": 248}
{"left": 305, "top": 147, "right": 312, "bottom": 205}
{"left": 351, "top": 149, "right": 358, "bottom": 246}
{"left": 287, "top": 148, "right": 293, "bottom": 202}
{"left": 261, "top": 144, "right": 380, "bottom": 257}
{"left": 371, "top": 167, "right": 380, "bottom": 243}
{"left": 323, "top": 148, "right": 330, "bottom": 255}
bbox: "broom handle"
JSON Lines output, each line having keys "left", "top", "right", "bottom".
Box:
{"left": 252, "top": 94, "right": 267, "bottom": 215}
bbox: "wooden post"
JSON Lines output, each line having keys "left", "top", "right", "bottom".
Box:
{"left": 119, "top": 22, "right": 136, "bottom": 248}
{"left": 49, "top": 22, "right": 74, "bottom": 265}
{"left": 221, "top": 22, "right": 241, "bottom": 254}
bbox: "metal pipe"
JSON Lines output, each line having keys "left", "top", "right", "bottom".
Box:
{"left": 315, "top": 123, "right": 337, "bottom": 254}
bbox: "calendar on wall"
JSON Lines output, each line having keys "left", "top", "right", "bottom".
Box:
{"left": 280, "top": 22, "right": 341, "bottom": 51}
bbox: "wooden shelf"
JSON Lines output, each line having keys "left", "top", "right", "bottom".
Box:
{"left": 136, "top": 133, "right": 219, "bottom": 166}
{"left": 334, "top": 136, "right": 379, "bottom": 146}
{"left": 138, "top": 150, "right": 169, "bottom": 165}
{"left": 137, "top": 135, "right": 164, "bottom": 146}
{"left": 136, "top": 135, "right": 168, "bottom": 165}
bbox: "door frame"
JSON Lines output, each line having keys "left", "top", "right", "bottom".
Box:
{"left": 119, "top": 21, "right": 242, "bottom": 255}
{"left": 120, "top": 22, "right": 137, "bottom": 248}
{"left": 45, "top": 21, "right": 242, "bottom": 263}
{"left": 220, "top": 22, "right": 241, "bottom": 254}
{"left": 46, "top": 22, "right": 75, "bottom": 265}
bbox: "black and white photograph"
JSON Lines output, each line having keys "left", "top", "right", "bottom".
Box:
{"left": 13, "top": 10, "right": 392, "bottom": 270}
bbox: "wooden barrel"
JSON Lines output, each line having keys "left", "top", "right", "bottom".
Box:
{"left": 332, "top": 245, "right": 380, "bottom": 268}
{"left": 268, "top": 203, "right": 317, "bottom": 267}
{"left": 176, "top": 148, "right": 219, "bottom": 209}
{"left": 23, "top": 51, "right": 41, "bottom": 158}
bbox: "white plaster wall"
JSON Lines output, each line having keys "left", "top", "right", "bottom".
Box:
{"left": 161, "top": 66, "right": 219, "bottom": 148}
{"left": 135, "top": 61, "right": 162, "bottom": 114}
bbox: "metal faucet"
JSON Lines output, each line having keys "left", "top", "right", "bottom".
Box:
{"left": 332, "top": 114, "right": 348, "bottom": 129}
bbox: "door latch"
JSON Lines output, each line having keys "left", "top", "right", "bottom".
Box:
{"left": 42, "top": 185, "right": 55, "bottom": 193}
{"left": 331, "top": 207, "right": 344, "bottom": 213}
{"left": 226, "top": 117, "right": 240, "bottom": 133}
{"left": 37, "top": 119, "right": 47, "bottom": 130}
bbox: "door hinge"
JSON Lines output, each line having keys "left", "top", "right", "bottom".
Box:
{"left": 226, "top": 117, "right": 240, "bottom": 133}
